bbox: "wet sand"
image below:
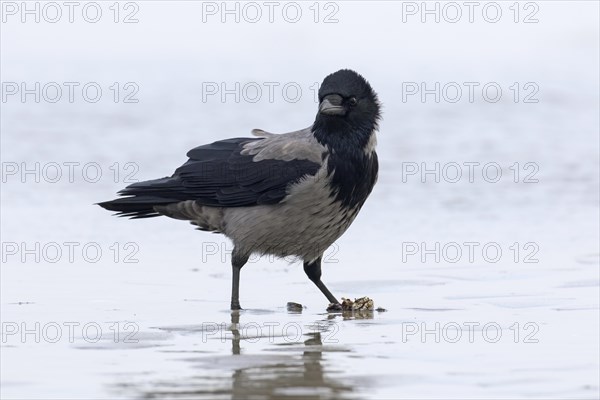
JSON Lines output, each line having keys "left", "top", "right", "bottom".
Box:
{"left": 2, "top": 250, "right": 598, "bottom": 399}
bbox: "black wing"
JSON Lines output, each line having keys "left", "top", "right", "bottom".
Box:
{"left": 98, "top": 137, "right": 322, "bottom": 218}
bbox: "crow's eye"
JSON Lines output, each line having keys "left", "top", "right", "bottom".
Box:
{"left": 348, "top": 97, "right": 358, "bottom": 106}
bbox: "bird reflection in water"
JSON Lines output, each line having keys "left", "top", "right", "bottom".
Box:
{"left": 228, "top": 310, "right": 356, "bottom": 400}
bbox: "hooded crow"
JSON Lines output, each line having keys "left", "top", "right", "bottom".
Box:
{"left": 98, "top": 69, "right": 381, "bottom": 310}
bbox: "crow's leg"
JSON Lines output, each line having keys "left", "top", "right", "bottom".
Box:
{"left": 304, "top": 256, "right": 340, "bottom": 305}
{"left": 231, "top": 249, "right": 249, "bottom": 310}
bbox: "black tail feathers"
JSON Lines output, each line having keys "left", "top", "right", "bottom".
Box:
{"left": 98, "top": 176, "right": 185, "bottom": 219}
{"left": 97, "top": 196, "right": 176, "bottom": 219}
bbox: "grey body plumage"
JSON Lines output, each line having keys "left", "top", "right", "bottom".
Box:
{"left": 98, "top": 69, "right": 381, "bottom": 310}
{"left": 158, "top": 127, "right": 360, "bottom": 263}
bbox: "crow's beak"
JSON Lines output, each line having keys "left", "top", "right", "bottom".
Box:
{"left": 319, "top": 94, "right": 346, "bottom": 116}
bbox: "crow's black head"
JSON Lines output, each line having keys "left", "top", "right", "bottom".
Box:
{"left": 312, "top": 69, "right": 381, "bottom": 149}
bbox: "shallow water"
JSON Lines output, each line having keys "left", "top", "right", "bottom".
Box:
{"left": 1, "top": 1, "right": 599, "bottom": 399}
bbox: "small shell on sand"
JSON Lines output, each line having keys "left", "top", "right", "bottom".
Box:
{"left": 327, "top": 296, "right": 386, "bottom": 312}
{"left": 342, "top": 296, "right": 374, "bottom": 311}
